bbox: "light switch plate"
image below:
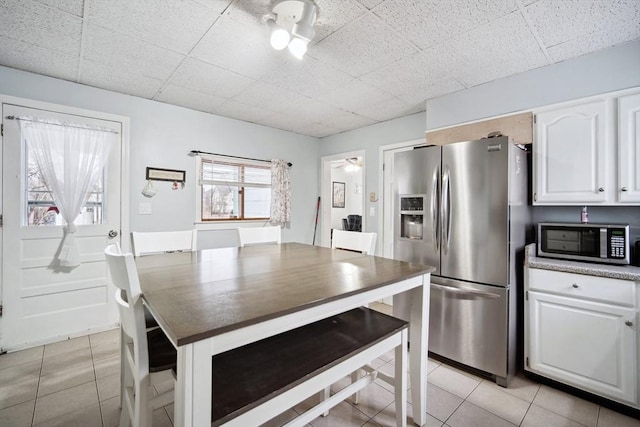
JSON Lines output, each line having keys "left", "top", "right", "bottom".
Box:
{"left": 139, "top": 202, "right": 152, "bottom": 215}
{"left": 369, "top": 207, "right": 375, "bottom": 216}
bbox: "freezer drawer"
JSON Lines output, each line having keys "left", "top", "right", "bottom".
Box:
{"left": 429, "top": 277, "right": 509, "bottom": 380}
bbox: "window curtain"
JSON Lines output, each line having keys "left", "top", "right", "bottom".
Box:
{"left": 18, "top": 118, "right": 114, "bottom": 268}
{"left": 270, "top": 159, "right": 291, "bottom": 225}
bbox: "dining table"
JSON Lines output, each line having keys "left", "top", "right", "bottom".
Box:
{"left": 135, "top": 242, "right": 434, "bottom": 426}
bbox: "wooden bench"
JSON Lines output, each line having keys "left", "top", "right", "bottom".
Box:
{"left": 211, "top": 307, "right": 409, "bottom": 427}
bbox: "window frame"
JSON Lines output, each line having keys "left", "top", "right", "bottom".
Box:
{"left": 195, "top": 154, "right": 272, "bottom": 223}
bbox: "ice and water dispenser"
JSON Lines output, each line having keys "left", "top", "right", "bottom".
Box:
{"left": 399, "top": 195, "right": 425, "bottom": 240}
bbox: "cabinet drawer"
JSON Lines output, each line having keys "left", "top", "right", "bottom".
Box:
{"left": 528, "top": 268, "right": 636, "bottom": 306}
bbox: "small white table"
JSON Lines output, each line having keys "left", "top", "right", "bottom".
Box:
{"left": 136, "top": 243, "right": 433, "bottom": 426}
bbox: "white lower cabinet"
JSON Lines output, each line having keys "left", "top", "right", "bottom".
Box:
{"left": 525, "top": 267, "right": 639, "bottom": 407}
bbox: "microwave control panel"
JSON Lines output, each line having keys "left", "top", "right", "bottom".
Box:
{"left": 607, "top": 228, "right": 627, "bottom": 259}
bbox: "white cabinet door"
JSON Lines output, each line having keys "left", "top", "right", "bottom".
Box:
{"left": 534, "top": 99, "right": 610, "bottom": 204}
{"left": 618, "top": 92, "right": 640, "bottom": 203}
{"left": 527, "top": 291, "right": 636, "bottom": 404}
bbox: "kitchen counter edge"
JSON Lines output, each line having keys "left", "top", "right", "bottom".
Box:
{"left": 524, "top": 243, "right": 640, "bottom": 281}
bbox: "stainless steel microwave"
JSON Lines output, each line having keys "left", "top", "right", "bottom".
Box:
{"left": 537, "top": 223, "right": 630, "bottom": 265}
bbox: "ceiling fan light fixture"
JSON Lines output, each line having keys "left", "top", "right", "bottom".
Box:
{"left": 268, "top": 0, "right": 318, "bottom": 59}
{"left": 267, "top": 19, "right": 290, "bottom": 50}
{"left": 288, "top": 36, "right": 308, "bottom": 59}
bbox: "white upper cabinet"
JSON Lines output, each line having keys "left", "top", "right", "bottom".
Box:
{"left": 533, "top": 88, "right": 640, "bottom": 205}
{"left": 618, "top": 92, "right": 640, "bottom": 203}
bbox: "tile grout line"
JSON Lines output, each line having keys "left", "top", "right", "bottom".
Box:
{"left": 30, "top": 347, "right": 45, "bottom": 427}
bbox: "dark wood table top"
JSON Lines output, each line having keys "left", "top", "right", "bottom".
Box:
{"left": 136, "top": 242, "right": 434, "bottom": 346}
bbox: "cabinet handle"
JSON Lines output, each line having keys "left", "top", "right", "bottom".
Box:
{"left": 625, "top": 320, "right": 633, "bottom": 327}
{"left": 621, "top": 187, "right": 628, "bottom": 192}
{"left": 572, "top": 283, "right": 579, "bottom": 288}
{"left": 598, "top": 187, "right": 605, "bottom": 192}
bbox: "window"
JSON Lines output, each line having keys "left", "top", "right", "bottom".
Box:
{"left": 26, "top": 146, "right": 104, "bottom": 226}
{"left": 198, "top": 156, "right": 271, "bottom": 221}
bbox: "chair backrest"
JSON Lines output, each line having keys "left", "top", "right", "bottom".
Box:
{"left": 131, "top": 230, "right": 198, "bottom": 257}
{"left": 237, "top": 226, "right": 281, "bottom": 247}
{"left": 331, "top": 230, "right": 377, "bottom": 255}
{"left": 104, "top": 244, "right": 149, "bottom": 368}
{"left": 346, "top": 215, "right": 362, "bottom": 232}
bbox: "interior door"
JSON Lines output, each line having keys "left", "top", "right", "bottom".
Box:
{"left": 1, "top": 102, "right": 122, "bottom": 351}
{"left": 440, "top": 138, "right": 509, "bottom": 286}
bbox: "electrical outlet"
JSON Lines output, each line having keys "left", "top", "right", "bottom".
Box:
{"left": 139, "top": 202, "right": 152, "bottom": 215}
{"left": 369, "top": 207, "right": 375, "bottom": 216}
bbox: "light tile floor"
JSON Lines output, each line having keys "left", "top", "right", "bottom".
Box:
{"left": 1, "top": 305, "right": 639, "bottom": 426}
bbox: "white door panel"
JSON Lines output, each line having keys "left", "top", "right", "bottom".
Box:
{"left": 1, "top": 101, "right": 124, "bottom": 351}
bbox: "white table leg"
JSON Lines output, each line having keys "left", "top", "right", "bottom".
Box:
{"left": 175, "top": 341, "right": 212, "bottom": 427}
{"left": 394, "top": 273, "right": 430, "bottom": 426}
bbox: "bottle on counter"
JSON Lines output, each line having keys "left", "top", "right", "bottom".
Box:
{"left": 581, "top": 206, "right": 589, "bottom": 224}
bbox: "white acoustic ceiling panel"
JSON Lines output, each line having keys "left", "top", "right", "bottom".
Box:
{"left": 310, "top": 13, "right": 416, "bottom": 77}
{"left": 83, "top": 24, "right": 185, "bottom": 81}
{"left": 169, "top": 58, "right": 255, "bottom": 100}
{"left": 156, "top": 84, "right": 227, "bottom": 114}
{"left": 86, "top": 0, "right": 227, "bottom": 54}
{"left": 0, "top": 0, "right": 82, "bottom": 56}
{"left": 0, "top": 0, "right": 637, "bottom": 137}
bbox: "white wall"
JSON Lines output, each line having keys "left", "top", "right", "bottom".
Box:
{"left": 330, "top": 167, "right": 363, "bottom": 230}
{"left": 0, "top": 66, "right": 320, "bottom": 248}
{"left": 318, "top": 40, "right": 640, "bottom": 237}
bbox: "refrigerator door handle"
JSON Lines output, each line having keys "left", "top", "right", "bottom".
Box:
{"left": 442, "top": 166, "right": 452, "bottom": 254}
{"left": 431, "top": 283, "right": 501, "bottom": 299}
{"left": 431, "top": 166, "right": 440, "bottom": 253}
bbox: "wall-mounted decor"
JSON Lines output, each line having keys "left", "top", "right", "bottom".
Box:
{"left": 146, "top": 167, "right": 186, "bottom": 183}
{"left": 332, "top": 181, "right": 345, "bottom": 208}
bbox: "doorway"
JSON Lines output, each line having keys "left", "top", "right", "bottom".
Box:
{"left": 320, "top": 150, "right": 365, "bottom": 248}
{"left": 0, "top": 96, "right": 129, "bottom": 351}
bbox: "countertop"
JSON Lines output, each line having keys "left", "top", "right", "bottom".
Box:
{"left": 525, "top": 243, "right": 640, "bottom": 281}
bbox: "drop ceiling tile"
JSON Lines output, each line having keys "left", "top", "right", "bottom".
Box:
{"left": 446, "top": 11, "right": 549, "bottom": 87}
{"left": 317, "top": 111, "right": 377, "bottom": 132}
{"left": 525, "top": 0, "right": 640, "bottom": 48}
{"left": 190, "top": 15, "right": 286, "bottom": 79}
{"left": 233, "top": 81, "right": 312, "bottom": 114}
{"left": 86, "top": 0, "right": 228, "bottom": 54}
{"left": 254, "top": 112, "right": 304, "bottom": 134}
{"left": 155, "top": 84, "right": 226, "bottom": 114}
{"left": 0, "top": 0, "right": 82, "bottom": 56}
{"left": 0, "top": 35, "right": 78, "bottom": 81}
{"left": 547, "top": 24, "right": 640, "bottom": 63}
{"left": 292, "top": 121, "right": 340, "bottom": 138}
{"left": 396, "top": 78, "right": 466, "bottom": 106}
{"left": 355, "top": 96, "right": 418, "bottom": 122}
{"left": 83, "top": 24, "right": 185, "bottom": 81}
{"left": 318, "top": 79, "right": 396, "bottom": 114}
{"left": 214, "top": 99, "right": 278, "bottom": 124}
{"left": 34, "top": 0, "right": 84, "bottom": 17}
{"left": 170, "top": 58, "right": 255, "bottom": 99}
{"left": 312, "top": 0, "right": 369, "bottom": 41}
{"left": 262, "top": 57, "right": 354, "bottom": 99}
{"left": 359, "top": 48, "right": 451, "bottom": 98}
{"left": 372, "top": 0, "right": 518, "bottom": 50}
{"left": 221, "top": 0, "right": 271, "bottom": 26}
{"left": 79, "top": 59, "right": 164, "bottom": 99}
{"left": 310, "top": 12, "right": 417, "bottom": 77}
{"left": 357, "top": 0, "right": 385, "bottom": 10}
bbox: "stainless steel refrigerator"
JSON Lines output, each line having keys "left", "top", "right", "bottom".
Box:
{"left": 392, "top": 136, "right": 530, "bottom": 386}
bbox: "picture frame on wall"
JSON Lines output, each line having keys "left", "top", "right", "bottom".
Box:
{"left": 332, "top": 181, "right": 345, "bottom": 208}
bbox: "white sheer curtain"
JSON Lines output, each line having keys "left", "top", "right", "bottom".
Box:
{"left": 270, "top": 159, "right": 291, "bottom": 225}
{"left": 18, "top": 118, "right": 114, "bottom": 268}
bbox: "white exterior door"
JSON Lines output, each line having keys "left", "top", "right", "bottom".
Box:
{"left": 1, "top": 98, "right": 127, "bottom": 351}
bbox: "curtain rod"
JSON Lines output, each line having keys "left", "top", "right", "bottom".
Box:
{"left": 188, "top": 150, "right": 292, "bottom": 167}
{"left": 5, "top": 115, "right": 119, "bottom": 134}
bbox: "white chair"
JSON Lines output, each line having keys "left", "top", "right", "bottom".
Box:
{"left": 331, "top": 230, "right": 377, "bottom": 255}
{"left": 104, "top": 244, "right": 176, "bottom": 427}
{"left": 131, "top": 229, "right": 198, "bottom": 257}
{"left": 237, "top": 226, "right": 281, "bottom": 246}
